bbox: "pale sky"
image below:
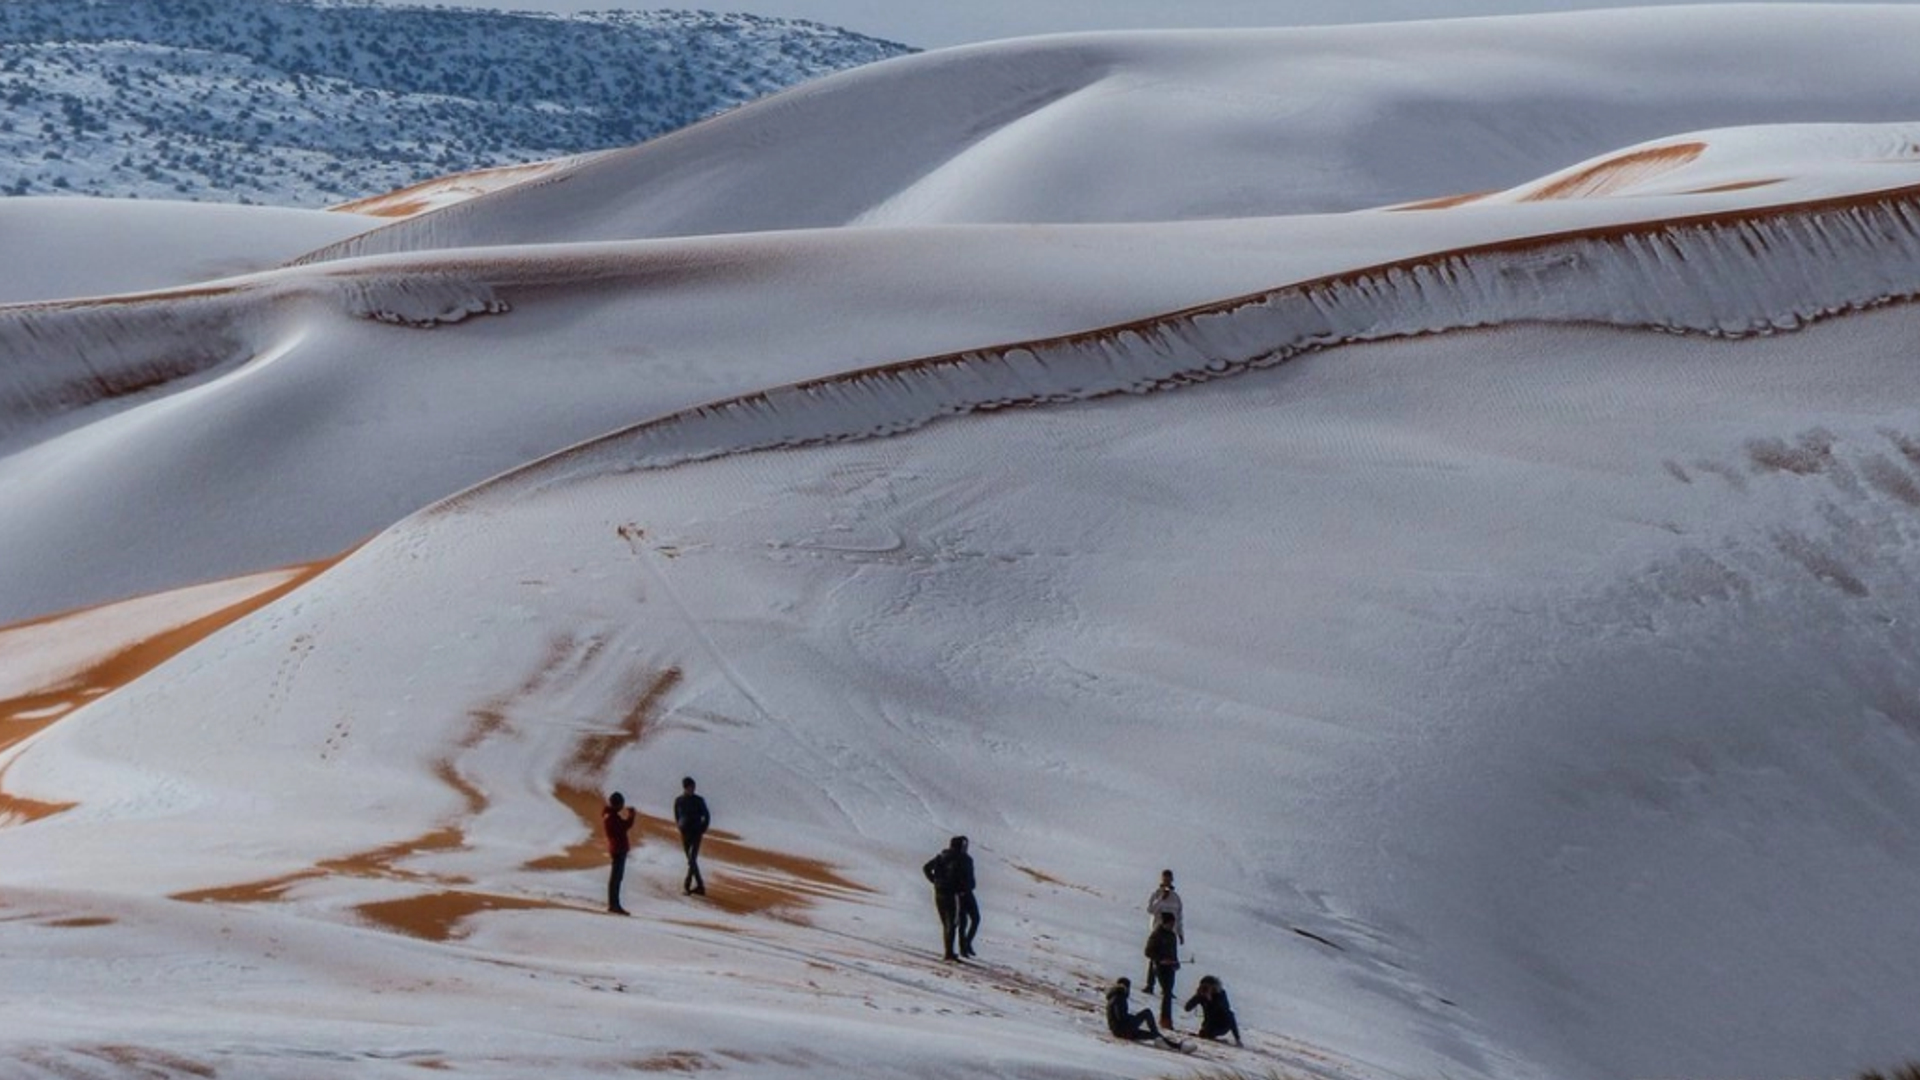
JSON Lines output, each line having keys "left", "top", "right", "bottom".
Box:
{"left": 415, "top": 1, "right": 1916, "bottom": 48}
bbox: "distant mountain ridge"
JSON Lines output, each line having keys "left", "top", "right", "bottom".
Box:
{"left": 0, "top": 0, "right": 913, "bottom": 206}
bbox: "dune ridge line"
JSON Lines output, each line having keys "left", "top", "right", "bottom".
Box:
{"left": 442, "top": 181, "right": 1920, "bottom": 507}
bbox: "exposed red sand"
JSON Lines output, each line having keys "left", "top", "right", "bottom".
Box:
{"left": 1523, "top": 141, "right": 1707, "bottom": 201}
{"left": 525, "top": 664, "right": 871, "bottom": 918}
{"left": 177, "top": 660, "right": 863, "bottom": 935}
{"left": 1013, "top": 864, "right": 1098, "bottom": 895}
{"left": 0, "top": 555, "right": 348, "bottom": 825}
{"left": 1684, "top": 178, "right": 1784, "bottom": 195}
{"left": 328, "top": 161, "right": 560, "bottom": 219}
{"left": 1392, "top": 190, "right": 1493, "bottom": 211}
{"left": 23, "top": 1046, "right": 217, "bottom": 1078}
{"left": 172, "top": 871, "right": 325, "bottom": 905}
{"left": 354, "top": 890, "right": 569, "bottom": 941}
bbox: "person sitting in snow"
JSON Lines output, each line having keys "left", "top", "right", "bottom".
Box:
{"left": 1105, "top": 977, "right": 1183, "bottom": 1050}
{"left": 1183, "top": 974, "right": 1242, "bottom": 1046}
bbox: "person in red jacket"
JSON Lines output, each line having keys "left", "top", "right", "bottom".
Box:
{"left": 603, "top": 791, "right": 636, "bottom": 915}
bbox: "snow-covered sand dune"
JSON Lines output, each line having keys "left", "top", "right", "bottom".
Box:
{"left": 296, "top": 5, "right": 1920, "bottom": 258}
{"left": 0, "top": 197, "right": 375, "bottom": 304}
{"left": 9, "top": 151, "right": 1920, "bottom": 622}
{"left": 5, "top": 7, "right": 1920, "bottom": 1080}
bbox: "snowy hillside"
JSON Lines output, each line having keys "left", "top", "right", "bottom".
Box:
{"left": 0, "top": 0, "right": 910, "bottom": 206}
{"left": 5, "top": 7, "right": 1920, "bottom": 1080}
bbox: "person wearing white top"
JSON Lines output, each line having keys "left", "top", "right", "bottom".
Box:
{"left": 1145, "top": 868, "right": 1184, "bottom": 992}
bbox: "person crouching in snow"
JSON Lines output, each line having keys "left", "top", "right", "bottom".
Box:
{"left": 1184, "top": 974, "right": 1242, "bottom": 1046}
{"left": 1105, "top": 977, "right": 1183, "bottom": 1050}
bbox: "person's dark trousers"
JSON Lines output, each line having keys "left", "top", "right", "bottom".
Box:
{"left": 935, "top": 889, "right": 960, "bottom": 958}
{"left": 1156, "top": 964, "right": 1178, "bottom": 1027}
{"left": 681, "top": 830, "right": 705, "bottom": 893}
{"left": 608, "top": 852, "right": 627, "bottom": 911}
{"left": 955, "top": 890, "right": 980, "bottom": 956}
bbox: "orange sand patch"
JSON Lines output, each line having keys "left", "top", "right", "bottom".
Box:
{"left": 539, "top": 787, "right": 870, "bottom": 918}
{"left": 354, "top": 889, "right": 570, "bottom": 942}
{"left": 38, "top": 1046, "right": 218, "bottom": 1078}
{"left": 0, "top": 788, "right": 75, "bottom": 827}
{"left": 1013, "top": 865, "right": 1098, "bottom": 895}
{"left": 626, "top": 1051, "right": 718, "bottom": 1073}
{"left": 0, "top": 555, "right": 349, "bottom": 826}
{"left": 172, "top": 870, "right": 326, "bottom": 905}
{"left": 1683, "top": 178, "right": 1783, "bottom": 195}
{"left": 329, "top": 161, "right": 561, "bottom": 219}
{"left": 178, "top": 648, "right": 645, "bottom": 919}
{"left": 563, "top": 667, "right": 682, "bottom": 780}
{"left": 1524, "top": 141, "right": 1706, "bottom": 201}
{"left": 171, "top": 823, "right": 475, "bottom": 906}
{"left": 43, "top": 916, "right": 114, "bottom": 928}
{"left": 1391, "top": 190, "right": 1492, "bottom": 211}
{"left": 531, "top": 664, "right": 870, "bottom": 918}
{"left": 525, "top": 667, "right": 680, "bottom": 872}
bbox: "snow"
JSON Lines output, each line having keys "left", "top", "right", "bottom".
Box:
{"left": 0, "top": 197, "right": 375, "bottom": 303}
{"left": 5, "top": 6, "right": 1920, "bottom": 1080}
{"left": 304, "top": 6, "right": 1920, "bottom": 259}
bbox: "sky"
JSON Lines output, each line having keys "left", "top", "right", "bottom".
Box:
{"left": 412, "top": 0, "right": 1919, "bottom": 47}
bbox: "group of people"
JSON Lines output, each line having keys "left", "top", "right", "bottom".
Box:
{"left": 601, "top": 795, "right": 1242, "bottom": 1054}
{"left": 921, "top": 835, "right": 980, "bottom": 961}
{"left": 917, "top": 843, "right": 1244, "bottom": 1053}
{"left": 601, "top": 776, "right": 709, "bottom": 915}
{"left": 1104, "top": 868, "right": 1242, "bottom": 1050}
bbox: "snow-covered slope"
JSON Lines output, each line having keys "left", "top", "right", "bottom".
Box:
{"left": 302, "top": 5, "right": 1920, "bottom": 259}
{"left": 0, "top": 197, "right": 376, "bottom": 303}
{"left": 4, "top": 8, "right": 1920, "bottom": 1080}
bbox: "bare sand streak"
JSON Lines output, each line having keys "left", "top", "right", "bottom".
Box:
{"left": 0, "top": 556, "right": 346, "bottom": 825}
{"left": 327, "top": 161, "right": 563, "bottom": 219}
{"left": 1523, "top": 141, "right": 1706, "bottom": 201}
{"left": 533, "top": 665, "right": 872, "bottom": 920}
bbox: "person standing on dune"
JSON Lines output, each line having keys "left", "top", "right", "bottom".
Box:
{"left": 674, "top": 776, "right": 710, "bottom": 896}
{"left": 602, "top": 791, "right": 635, "bottom": 915}
{"left": 922, "top": 835, "right": 978, "bottom": 960}
{"left": 1145, "top": 910, "right": 1182, "bottom": 1028}
{"left": 1145, "top": 868, "right": 1183, "bottom": 992}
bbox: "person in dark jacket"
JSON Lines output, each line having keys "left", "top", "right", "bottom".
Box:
{"left": 602, "top": 791, "right": 635, "bottom": 915}
{"left": 673, "top": 776, "right": 710, "bottom": 895}
{"left": 1105, "top": 977, "right": 1183, "bottom": 1050}
{"left": 921, "top": 835, "right": 978, "bottom": 960}
{"left": 1144, "top": 910, "right": 1181, "bottom": 1027}
{"left": 1183, "top": 974, "right": 1242, "bottom": 1045}
{"left": 1145, "top": 868, "right": 1183, "bottom": 992}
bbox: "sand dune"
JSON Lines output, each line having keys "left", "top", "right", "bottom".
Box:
{"left": 295, "top": 7, "right": 1920, "bottom": 258}
{"left": 7, "top": 9, "right": 1920, "bottom": 1080}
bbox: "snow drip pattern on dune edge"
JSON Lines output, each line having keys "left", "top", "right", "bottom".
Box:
{"left": 453, "top": 184, "right": 1920, "bottom": 504}
{"left": 0, "top": 271, "right": 507, "bottom": 442}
